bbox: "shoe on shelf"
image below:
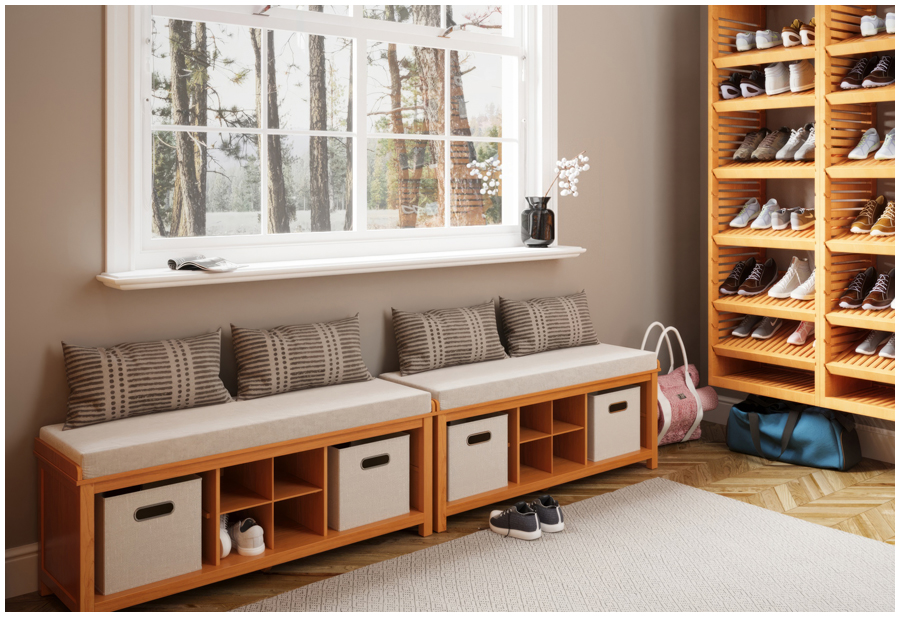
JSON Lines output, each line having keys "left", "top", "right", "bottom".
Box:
{"left": 860, "top": 14, "right": 886, "bottom": 37}
{"left": 840, "top": 56, "right": 878, "bottom": 89}
{"left": 787, "top": 321, "right": 815, "bottom": 345}
{"left": 734, "top": 128, "right": 771, "bottom": 161}
{"left": 769, "top": 256, "right": 812, "bottom": 298}
{"left": 856, "top": 330, "right": 891, "bottom": 355}
{"left": 791, "top": 208, "right": 815, "bottom": 231}
{"left": 839, "top": 267, "right": 877, "bottom": 308}
{"left": 719, "top": 72, "right": 743, "bottom": 100}
{"left": 736, "top": 31, "right": 757, "bottom": 52}
{"left": 789, "top": 59, "right": 815, "bottom": 92}
{"left": 862, "top": 269, "right": 895, "bottom": 311}
{"left": 848, "top": 128, "right": 880, "bottom": 159}
{"left": 862, "top": 55, "right": 894, "bottom": 88}
{"left": 887, "top": 12, "right": 896, "bottom": 34}
{"left": 765, "top": 62, "right": 791, "bottom": 95}
{"left": 739, "top": 70, "right": 767, "bottom": 98}
{"left": 530, "top": 495, "right": 564, "bottom": 533}
{"left": 776, "top": 124, "right": 811, "bottom": 161}
{"left": 800, "top": 17, "right": 816, "bottom": 46}
{"left": 489, "top": 502, "right": 542, "bottom": 540}
{"left": 850, "top": 195, "right": 886, "bottom": 234}
{"left": 752, "top": 127, "right": 791, "bottom": 161}
{"left": 790, "top": 268, "right": 816, "bottom": 301}
{"left": 871, "top": 200, "right": 895, "bottom": 236}
{"left": 720, "top": 257, "right": 757, "bottom": 295}
{"left": 782, "top": 19, "right": 803, "bottom": 47}
{"left": 229, "top": 517, "right": 266, "bottom": 556}
{"left": 751, "top": 317, "right": 783, "bottom": 340}
{"left": 772, "top": 207, "right": 800, "bottom": 230}
{"left": 732, "top": 314, "right": 763, "bottom": 338}
{"left": 756, "top": 29, "right": 783, "bottom": 49}
{"left": 879, "top": 334, "right": 895, "bottom": 358}
{"left": 738, "top": 258, "right": 778, "bottom": 296}
{"left": 220, "top": 514, "right": 232, "bottom": 559}
{"left": 729, "top": 198, "right": 761, "bottom": 228}
{"left": 874, "top": 128, "right": 895, "bottom": 160}
{"left": 750, "top": 199, "right": 781, "bottom": 229}
{"left": 793, "top": 124, "right": 816, "bottom": 161}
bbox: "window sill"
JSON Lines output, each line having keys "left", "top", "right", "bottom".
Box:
{"left": 96, "top": 245, "right": 586, "bottom": 290}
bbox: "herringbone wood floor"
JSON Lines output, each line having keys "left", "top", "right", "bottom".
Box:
{"left": 8, "top": 422, "right": 893, "bottom": 612}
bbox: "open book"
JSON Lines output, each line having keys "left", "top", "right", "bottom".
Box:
{"left": 167, "top": 255, "right": 244, "bottom": 273}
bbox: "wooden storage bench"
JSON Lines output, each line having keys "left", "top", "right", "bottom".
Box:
{"left": 381, "top": 344, "right": 659, "bottom": 532}
{"left": 34, "top": 380, "right": 433, "bottom": 611}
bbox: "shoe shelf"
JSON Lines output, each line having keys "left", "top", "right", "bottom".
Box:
{"left": 822, "top": 385, "right": 896, "bottom": 420}
{"left": 710, "top": 365, "right": 817, "bottom": 406}
{"left": 713, "top": 323, "right": 816, "bottom": 371}
{"left": 828, "top": 348, "right": 895, "bottom": 384}
{"left": 714, "top": 226, "right": 816, "bottom": 251}
{"left": 713, "top": 44, "right": 816, "bottom": 70}
{"left": 826, "top": 30, "right": 896, "bottom": 57}
{"left": 827, "top": 307, "right": 896, "bottom": 332}
{"left": 826, "top": 229, "right": 895, "bottom": 255}
{"left": 714, "top": 293, "right": 816, "bottom": 322}
{"left": 826, "top": 84, "right": 896, "bottom": 106}
{"left": 714, "top": 160, "right": 816, "bottom": 179}
{"left": 714, "top": 90, "right": 816, "bottom": 113}
{"left": 827, "top": 157, "right": 896, "bottom": 179}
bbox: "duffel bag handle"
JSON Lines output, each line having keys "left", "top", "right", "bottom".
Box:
{"left": 748, "top": 410, "right": 802, "bottom": 460}
{"left": 641, "top": 322, "right": 675, "bottom": 375}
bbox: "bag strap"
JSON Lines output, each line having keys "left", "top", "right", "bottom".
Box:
{"left": 656, "top": 326, "right": 704, "bottom": 444}
{"left": 748, "top": 410, "right": 802, "bottom": 460}
{"left": 641, "top": 322, "right": 675, "bottom": 374}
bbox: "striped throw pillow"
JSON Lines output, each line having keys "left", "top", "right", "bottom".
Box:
{"left": 232, "top": 315, "right": 372, "bottom": 400}
{"left": 62, "top": 330, "right": 232, "bottom": 430}
{"left": 392, "top": 301, "right": 507, "bottom": 375}
{"left": 499, "top": 291, "right": 599, "bottom": 357}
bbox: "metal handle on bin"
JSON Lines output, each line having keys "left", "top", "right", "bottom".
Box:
{"left": 134, "top": 501, "right": 174, "bottom": 522}
{"left": 360, "top": 453, "right": 390, "bottom": 470}
{"left": 466, "top": 431, "right": 491, "bottom": 446}
{"left": 609, "top": 401, "right": 628, "bottom": 413}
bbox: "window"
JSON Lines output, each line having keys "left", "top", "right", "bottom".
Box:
{"left": 104, "top": 5, "right": 559, "bottom": 277}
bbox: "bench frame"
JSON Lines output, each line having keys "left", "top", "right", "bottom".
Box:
{"left": 33, "top": 413, "right": 433, "bottom": 612}
{"left": 432, "top": 366, "right": 658, "bottom": 532}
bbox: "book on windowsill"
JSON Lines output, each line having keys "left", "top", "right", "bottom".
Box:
{"left": 167, "top": 255, "right": 245, "bottom": 273}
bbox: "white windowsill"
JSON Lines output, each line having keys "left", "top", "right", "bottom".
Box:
{"left": 96, "top": 246, "right": 586, "bottom": 290}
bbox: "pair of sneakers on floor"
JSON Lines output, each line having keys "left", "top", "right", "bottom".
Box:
{"left": 488, "top": 494, "right": 564, "bottom": 540}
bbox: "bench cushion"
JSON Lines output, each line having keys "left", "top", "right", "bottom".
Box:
{"left": 40, "top": 379, "right": 431, "bottom": 479}
{"left": 380, "top": 343, "right": 656, "bottom": 410}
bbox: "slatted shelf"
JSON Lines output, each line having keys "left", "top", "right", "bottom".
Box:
{"left": 714, "top": 90, "right": 816, "bottom": 112}
{"left": 826, "top": 229, "right": 896, "bottom": 255}
{"left": 826, "top": 31, "right": 896, "bottom": 56}
{"left": 826, "top": 84, "right": 896, "bottom": 106}
{"left": 714, "top": 325, "right": 816, "bottom": 371}
{"left": 822, "top": 386, "right": 896, "bottom": 420}
{"left": 827, "top": 307, "right": 896, "bottom": 332}
{"left": 713, "top": 43, "right": 816, "bottom": 69}
{"left": 714, "top": 226, "right": 816, "bottom": 250}
{"left": 827, "top": 348, "right": 895, "bottom": 384}
{"left": 714, "top": 293, "right": 816, "bottom": 322}
{"left": 827, "top": 158, "right": 896, "bottom": 179}
{"left": 710, "top": 366, "right": 817, "bottom": 406}
{"left": 715, "top": 160, "right": 816, "bottom": 179}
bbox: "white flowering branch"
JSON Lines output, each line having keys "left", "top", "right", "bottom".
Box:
{"left": 466, "top": 156, "right": 502, "bottom": 196}
{"left": 544, "top": 150, "right": 590, "bottom": 198}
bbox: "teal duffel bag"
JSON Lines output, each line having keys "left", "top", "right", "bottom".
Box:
{"left": 726, "top": 395, "right": 862, "bottom": 471}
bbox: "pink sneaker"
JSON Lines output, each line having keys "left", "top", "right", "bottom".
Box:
{"left": 787, "top": 322, "right": 814, "bottom": 345}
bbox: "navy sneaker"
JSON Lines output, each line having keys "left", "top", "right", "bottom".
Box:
{"left": 531, "top": 494, "right": 565, "bottom": 532}
{"left": 489, "top": 501, "right": 541, "bottom": 540}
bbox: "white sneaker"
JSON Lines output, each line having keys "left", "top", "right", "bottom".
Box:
{"left": 220, "top": 514, "right": 232, "bottom": 558}
{"left": 887, "top": 13, "right": 896, "bottom": 34}
{"left": 790, "top": 268, "right": 816, "bottom": 300}
{"left": 787, "top": 322, "right": 815, "bottom": 345}
{"left": 848, "top": 128, "right": 880, "bottom": 159}
{"left": 751, "top": 199, "right": 780, "bottom": 229}
{"left": 776, "top": 125, "right": 810, "bottom": 160}
{"left": 789, "top": 59, "right": 815, "bottom": 92}
{"left": 229, "top": 517, "right": 265, "bottom": 556}
{"left": 730, "top": 198, "right": 762, "bottom": 228}
{"left": 736, "top": 31, "right": 757, "bottom": 52}
{"left": 879, "top": 334, "right": 895, "bottom": 358}
{"left": 860, "top": 14, "right": 886, "bottom": 37}
{"left": 794, "top": 124, "right": 815, "bottom": 161}
{"left": 765, "top": 62, "right": 791, "bottom": 95}
{"left": 875, "top": 128, "right": 895, "bottom": 160}
{"left": 756, "top": 29, "right": 782, "bottom": 49}
{"left": 856, "top": 330, "right": 890, "bottom": 355}
{"left": 769, "top": 255, "right": 812, "bottom": 298}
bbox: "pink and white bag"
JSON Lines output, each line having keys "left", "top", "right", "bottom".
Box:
{"left": 641, "top": 323, "right": 719, "bottom": 445}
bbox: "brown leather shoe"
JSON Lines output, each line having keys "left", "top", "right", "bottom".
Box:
{"left": 738, "top": 258, "right": 778, "bottom": 296}
{"left": 838, "top": 266, "right": 876, "bottom": 308}
{"left": 862, "top": 269, "right": 895, "bottom": 311}
{"left": 720, "top": 257, "right": 756, "bottom": 295}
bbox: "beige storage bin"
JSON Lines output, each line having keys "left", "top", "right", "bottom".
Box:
{"left": 95, "top": 475, "right": 202, "bottom": 595}
{"left": 328, "top": 433, "right": 409, "bottom": 531}
{"left": 588, "top": 386, "right": 641, "bottom": 462}
{"left": 447, "top": 412, "right": 508, "bottom": 501}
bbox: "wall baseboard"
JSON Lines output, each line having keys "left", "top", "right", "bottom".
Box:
{"left": 6, "top": 543, "right": 38, "bottom": 599}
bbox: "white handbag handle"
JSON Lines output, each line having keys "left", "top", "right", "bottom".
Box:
{"left": 656, "top": 326, "right": 704, "bottom": 444}
{"left": 641, "top": 322, "right": 675, "bottom": 374}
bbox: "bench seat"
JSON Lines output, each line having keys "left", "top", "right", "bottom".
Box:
{"left": 380, "top": 343, "right": 657, "bottom": 411}
{"left": 40, "top": 379, "right": 431, "bottom": 479}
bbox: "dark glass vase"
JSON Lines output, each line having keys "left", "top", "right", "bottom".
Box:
{"left": 521, "top": 196, "right": 555, "bottom": 248}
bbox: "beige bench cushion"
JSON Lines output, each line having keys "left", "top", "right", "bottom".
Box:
{"left": 380, "top": 343, "right": 656, "bottom": 411}
{"left": 40, "top": 379, "right": 431, "bottom": 479}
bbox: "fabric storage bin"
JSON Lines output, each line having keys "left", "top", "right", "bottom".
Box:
{"left": 328, "top": 433, "right": 409, "bottom": 531}
{"left": 95, "top": 475, "right": 202, "bottom": 595}
{"left": 588, "top": 386, "right": 641, "bottom": 461}
{"left": 447, "top": 412, "right": 508, "bottom": 501}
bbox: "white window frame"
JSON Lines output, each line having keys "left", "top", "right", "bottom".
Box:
{"left": 102, "top": 5, "right": 569, "bottom": 286}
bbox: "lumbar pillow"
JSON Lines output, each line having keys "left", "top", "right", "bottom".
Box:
{"left": 231, "top": 315, "right": 372, "bottom": 400}
{"left": 499, "top": 291, "right": 599, "bottom": 357}
{"left": 392, "top": 301, "right": 507, "bottom": 375}
{"left": 62, "top": 330, "right": 232, "bottom": 430}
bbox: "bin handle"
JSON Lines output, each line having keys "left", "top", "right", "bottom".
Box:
{"left": 608, "top": 401, "right": 628, "bottom": 413}
{"left": 134, "top": 501, "right": 174, "bottom": 522}
{"left": 360, "top": 453, "right": 390, "bottom": 470}
{"left": 466, "top": 431, "right": 491, "bottom": 446}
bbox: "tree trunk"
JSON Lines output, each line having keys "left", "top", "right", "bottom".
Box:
{"left": 412, "top": 6, "right": 445, "bottom": 223}
{"left": 191, "top": 22, "right": 208, "bottom": 231}
{"left": 343, "top": 51, "right": 353, "bottom": 231}
{"left": 308, "top": 6, "right": 331, "bottom": 232}
{"left": 449, "top": 48, "right": 484, "bottom": 226}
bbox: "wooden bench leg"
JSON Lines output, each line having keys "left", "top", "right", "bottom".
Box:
{"left": 433, "top": 416, "right": 448, "bottom": 533}
{"left": 78, "top": 484, "right": 95, "bottom": 612}
{"left": 643, "top": 371, "right": 659, "bottom": 470}
{"left": 38, "top": 579, "right": 53, "bottom": 597}
{"left": 417, "top": 418, "right": 433, "bottom": 537}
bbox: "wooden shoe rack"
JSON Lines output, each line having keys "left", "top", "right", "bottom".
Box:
{"left": 708, "top": 5, "right": 895, "bottom": 420}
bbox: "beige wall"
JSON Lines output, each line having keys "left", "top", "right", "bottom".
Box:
{"left": 5, "top": 5, "right": 706, "bottom": 549}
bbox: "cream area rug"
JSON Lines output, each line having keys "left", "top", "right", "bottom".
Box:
{"left": 234, "top": 478, "right": 894, "bottom": 611}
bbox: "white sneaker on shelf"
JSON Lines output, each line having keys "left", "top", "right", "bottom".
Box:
{"left": 769, "top": 256, "right": 812, "bottom": 298}
{"left": 855, "top": 330, "right": 891, "bottom": 355}
{"left": 787, "top": 322, "right": 815, "bottom": 345}
{"left": 776, "top": 125, "right": 810, "bottom": 160}
{"left": 794, "top": 124, "right": 816, "bottom": 161}
{"left": 879, "top": 334, "right": 895, "bottom": 358}
{"left": 756, "top": 29, "right": 782, "bottom": 49}
{"left": 860, "top": 14, "right": 886, "bottom": 37}
{"left": 848, "top": 128, "right": 881, "bottom": 159}
{"left": 790, "top": 268, "right": 816, "bottom": 300}
{"left": 750, "top": 199, "right": 780, "bottom": 229}
{"left": 229, "top": 518, "right": 266, "bottom": 556}
{"left": 730, "top": 198, "right": 762, "bottom": 228}
{"left": 765, "top": 62, "right": 791, "bottom": 95}
{"left": 789, "top": 59, "right": 815, "bottom": 92}
{"left": 887, "top": 12, "right": 895, "bottom": 34}
{"left": 875, "top": 128, "right": 895, "bottom": 160}
{"left": 736, "top": 31, "right": 757, "bottom": 52}
{"left": 220, "top": 514, "right": 232, "bottom": 558}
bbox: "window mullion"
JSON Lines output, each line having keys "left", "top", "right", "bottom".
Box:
{"left": 444, "top": 43, "right": 451, "bottom": 228}
{"left": 259, "top": 27, "right": 269, "bottom": 236}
